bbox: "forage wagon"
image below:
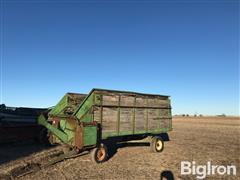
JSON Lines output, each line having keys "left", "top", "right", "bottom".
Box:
{"left": 38, "top": 89, "right": 172, "bottom": 163}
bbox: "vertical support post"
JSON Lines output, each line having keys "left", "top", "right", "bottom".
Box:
{"left": 169, "top": 101, "right": 172, "bottom": 130}
{"left": 100, "top": 95, "right": 103, "bottom": 125}
{"left": 145, "top": 98, "right": 148, "bottom": 132}
{"left": 117, "top": 95, "right": 121, "bottom": 135}
{"left": 157, "top": 108, "right": 161, "bottom": 129}
{"left": 92, "top": 93, "right": 95, "bottom": 123}
{"left": 132, "top": 96, "right": 136, "bottom": 134}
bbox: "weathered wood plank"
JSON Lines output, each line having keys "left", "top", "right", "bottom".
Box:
{"left": 160, "top": 119, "right": 170, "bottom": 129}
{"left": 96, "top": 90, "right": 170, "bottom": 108}
{"left": 93, "top": 107, "right": 101, "bottom": 122}
{"left": 120, "top": 95, "right": 135, "bottom": 106}
{"left": 135, "top": 108, "right": 146, "bottom": 131}
{"left": 102, "top": 95, "right": 119, "bottom": 106}
{"left": 101, "top": 107, "right": 118, "bottom": 133}
{"left": 119, "top": 108, "right": 133, "bottom": 132}
{"left": 148, "top": 98, "right": 169, "bottom": 108}
{"left": 159, "top": 109, "right": 170, "bottom": 117}
{"left": 148, "top": 109, "right": 159, "bottom": 130}
{"left": 136, "top": 97, "right": 147, "bottom": 107}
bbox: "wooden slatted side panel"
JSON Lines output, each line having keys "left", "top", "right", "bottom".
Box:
{"left": 101, "top": 107, "right": 118, "bottom": 133}
{"left": 92, "top": 90, "right": 171, "bottom": 135}
{"left": 93, "top": 107, "right": 171, "bottom": 134}
{"left": 102, "top": 94, "right": 118, "bottom": 106}
{"left": 94, "top": 90, "right": 170, "bottom": 108}
{"left": 135, "top": 108, "right": 146, "bottom": 131}
{"left": 148, "top": 109, "right": 159, "bottom": 130}
{"left": 159, "top": 108, "right": 171, "bottom": 129}
{"left": 159, "top": 109, "right": 170, "bottom": 118}
{"left": 93, "top": 107, "right": 101, "bottom": 122}
{"left": 148, "top": 98, "right": 169, "bottom": 108}
{"left": 120, "top": 95, "right": 135, "bottom": 106}
{"left": 119, "top": 108, "right": 133, "bottom": 132}
{"left": 160, "top": 119, "right": 171, "bottom": 129}
{"left": 135, "top": 97, "right": 147, "bottom": 107}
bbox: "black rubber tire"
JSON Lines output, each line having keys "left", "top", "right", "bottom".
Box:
{"left": 150, "top": 136, "right": 164, "bottom": 153}
{"left": 91, "top": 144, "right": 108, "bottom": 163}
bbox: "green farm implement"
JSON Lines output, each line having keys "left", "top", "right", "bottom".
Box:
{"left": 38, "top": 89, "right": 172, "bottom": 163}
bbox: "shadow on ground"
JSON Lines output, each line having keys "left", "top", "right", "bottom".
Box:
{"left": 0, "top": 141, "right": 52, "bottom": 165}
{"left": 0, "top": 133, "right": 170, "bottom": 165}
{"left": 107, "top": 142, "right": 150, "bottom": 160}
{"left": 107, "top": 133, "right": 170, "bottom": 160}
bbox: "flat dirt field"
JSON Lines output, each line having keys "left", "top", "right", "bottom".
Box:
{"left": 0, "top": 117, "right": 239, "bottom": 180}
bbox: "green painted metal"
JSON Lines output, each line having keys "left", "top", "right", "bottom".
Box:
{"left": 59, "top": 119, "right": 76, "bottom": 144}
{"left": 38, "top": 115, "right": 68, "bottom": 143}
{"left": 83, "top": 126, "right": 97, "bottom": 146}
{"left": 74, "top": 93, "right": 94, "bottom": 122}
{"left": 49, "top": 93, "right": 86, "bottom": 117}
{"left": 38, "top": 115, "right": 78, "bottom": 145}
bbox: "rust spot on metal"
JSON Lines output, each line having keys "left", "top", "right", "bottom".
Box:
{"left": 66, "top": 118, "right": 77, "bottom": 129}
{"left": 82, "top": 121, "right": 97, "bottom": 127}
{"left": 52, "top": 117, "right": 60, "bottom": 128}
{"left": 75, "top": 124, "right": 83, "bottom": 149}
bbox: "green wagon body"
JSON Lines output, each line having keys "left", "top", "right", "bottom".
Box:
{"left": 38, "top": 89, "right": 172, "bottom": 151}
{"left": 49, "top": 93, "right": 87, "bottom": 117}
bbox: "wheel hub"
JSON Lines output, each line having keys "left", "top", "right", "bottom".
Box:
{"left": 97, "top": 148, "right": 106, "bottom": 161}
{"left": 156, "top": 140, "right": 163, "bottom": 151}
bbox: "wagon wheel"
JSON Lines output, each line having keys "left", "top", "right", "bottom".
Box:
{"left": 91, "top": 144, "right": 108, "bottom": 163}
{"left": 150, "top": 136, "right": 164, "bottom": 153}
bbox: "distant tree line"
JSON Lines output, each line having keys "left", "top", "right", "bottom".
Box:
{"left": 174, "top": 113, "right": 227, "bottom": 117}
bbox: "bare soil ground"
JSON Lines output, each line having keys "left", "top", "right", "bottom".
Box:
{"left": 0, "top": 117, "right": 239, "bottom": 180}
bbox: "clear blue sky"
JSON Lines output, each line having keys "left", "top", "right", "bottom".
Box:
{"left": 1, "top": 0, "right": 239, "bottom": 115}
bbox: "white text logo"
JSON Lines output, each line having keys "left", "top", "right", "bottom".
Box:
{"left": 181, "top": 161, "right": 236, "bottom": 179}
